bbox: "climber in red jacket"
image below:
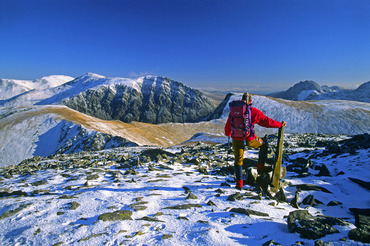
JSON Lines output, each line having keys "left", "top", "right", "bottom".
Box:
{"left": 224, "top": 92, "right": 286, "bottom": 190}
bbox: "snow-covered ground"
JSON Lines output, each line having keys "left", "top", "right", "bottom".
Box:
{"left": 0, "top": 134, "right": 369, "bottom": 246}
{"left": 0, "top": 75, "right": 74, "bottom": 101}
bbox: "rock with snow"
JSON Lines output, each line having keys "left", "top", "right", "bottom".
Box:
{"left": 348, "top": 211, "right": 370, "bottom": 243}
{"left": 287, "top": 210, "right": 350, "bottom": 239}
{"left": 0, "top": 133, "right": 368, "bottom": 245}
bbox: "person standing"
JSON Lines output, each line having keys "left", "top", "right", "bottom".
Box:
{"left": 224, "top": 93, "right": 286, "bottom": 190}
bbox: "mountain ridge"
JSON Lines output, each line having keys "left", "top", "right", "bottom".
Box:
{"left": 0, "top": 75, "right": 74, "bottom": 100}
{"left": 1, "top": 73, "right": 370, "bottom": 167}
{"left": 268, "top": 80, "right": 370, "bottom": 102}
{"left": 210, "top": 93, "right": 370, "bottom": 136}
{"left": 2, "top": 73, "right": 216, "bottom": 124}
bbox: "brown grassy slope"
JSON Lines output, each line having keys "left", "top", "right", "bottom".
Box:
{"left": 40, "top": 106, "right": 225, "bottom": 147}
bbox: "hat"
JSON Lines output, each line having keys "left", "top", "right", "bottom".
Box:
{"left": 242, "top": 92, "right": 252, "bottom": 104}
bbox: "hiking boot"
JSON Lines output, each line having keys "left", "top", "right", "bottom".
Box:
{"left": 235, "top": 180, "right": 243, "bottom": 190}
{"left": 257, "top": 163, "right": 273, "bottom": 174}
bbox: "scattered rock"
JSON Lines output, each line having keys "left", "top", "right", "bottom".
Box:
{"left": 327, "top": 200, "right": 342, "bottom": 206}
{"left": 227, "top": 192, "right": 243, "bottom": 201}
{"left": 0, "top": 190, "right": 28, "bottom": 198}
{"left": 154, "top": 212, "right": 164, "bottom": 217}
{"left": 67, "top": 201, "right": 80, "bottom": 210}
{"left": 214, "top": 188, "right": 225, "bottom": 194}
{"left": 186, "top": 192, "right": 198, "bottom": 200}
{"left": 287, "top": 210, "right": 343, "bottom": 239}
{"left": 124, "top": 169, "right": 138, "bottom": 175}
{"left": 220, "top": 182, "right": 231, "bottom": 187}
{"left": 206, "top": 200, "right": 217, "bottom": 206}
{"left": 33, "top": 228, "right": 41, "bottom": 236}
{"left": 230, "top": 207, "right": 269, "bottom": 217}
{"left": 52, "top": 242, "right": 65, "bottom": 246}
{"left": 148, "top": 166, "right": 163, "bottom": 172}
{"left": 348, "top": 177, "right": 370, "bottom": 191}
{"left": 98, "top": 210, "right": 133, "bottom": 221}
{"left": 348, "top": 211, "right": 370, "bottom": 243}
{"left": 348, "top": 227, "right": 370, "bottom": 243}
{"left": 287, "top": 157, "right": 310, "bottom": 175}
{"left": 129, "top": 202, "right": 148, "bottom": 211}
{"left": 316, "top": 164, "right": 331, "bottom": 177}
{"left": 349, "top": 208, "right": 370, "bottom": 216}
{"left": 291, "top": 184, "right": 332, "bottom": 193}
{"left": 182, "top": 186, "right": 191, "bottom": 194}
{"left": 290, "top": 189, "right": 300, "bottom": 209}
{"left": 31, "top": 180, "right": 48, "bottom": 186}
{"left": 86, "top": 174, "right": 100, "bottom": 180}
{"left": 137, "top": 216, "right": 164, "bottom": 222}
{"left": 263, "top": 239, "right": 282, "bottom": 246}
{"left": 78, "top": 233, "right": 106, "bottom": 242}
{"left": 274, "top": 187, "right": 287, "bottom": 203}
{"left": 314, "top": 240, "right": 328, "bottom": 246}
{"left": 177, "top": 216, "right": 189, "bottom": 220}
{"left": 196, "top": 167, "right": 209, "bottom": 175}
{"left": 0, "top": 203, "right": 31, "bottom": 220}
{"left": 60, "top": 195, "right": 76, "bottom": 199}
{"left": 162, "top": 234, "right": 173, "bottom": 240}
{"left": 163, "top": 204, "right": 202, "bottom": 210}
{"left": 302, "top": 195, "right": 323, "bottom": 206}
{"left": 141, "top": 149, "right": 175, "bottom": 162}
{"left": 157, "top": 164, "right": 173, "bottom": 170}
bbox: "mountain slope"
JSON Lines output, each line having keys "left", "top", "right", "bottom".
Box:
{"left": 211, "top": 93, "right": 370, "bottom": 135}
{"left": 268, "top": 80, "right": 369, "bottom": 102}
{"left": 0, "top": 75, "right": 74, "bottom": 100}
{"left": 2, "top": 73, "right": 215, "bottom": 124}
{"left": 0, "top": 105, "right": 225, "bottom": 167}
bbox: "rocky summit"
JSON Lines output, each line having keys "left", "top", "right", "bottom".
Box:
{"left": 60, "top": 76, "right": 216, "bottom": 124}
{"left": 0, "top": 133, "right": 369, "bottom": 245}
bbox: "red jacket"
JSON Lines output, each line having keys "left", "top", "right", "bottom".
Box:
{"left": 224, "top": 107, "right": 282, "bottom": 141}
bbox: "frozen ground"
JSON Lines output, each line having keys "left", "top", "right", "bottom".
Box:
{"left": 0, "top": 133, "right": 369, "bottom": 246}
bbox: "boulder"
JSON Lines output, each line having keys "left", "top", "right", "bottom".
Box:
{"left": 348, "top": 211, "right": 370, "bottom": 243}
{"left": 287, "top": 210, "right": 343, "bottom": 239}
{"left": 98, "top": 210, "right": 133, "bottom": 221}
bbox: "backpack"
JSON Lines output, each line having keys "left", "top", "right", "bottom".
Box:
{"left": 229, "top": 100, "right": 254, "bottom": 139}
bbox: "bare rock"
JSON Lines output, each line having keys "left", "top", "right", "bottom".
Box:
{"left": 287, "top": 210, "right": 341, "bottom": 239}
{"left": 98, "top": 210, "right": 133, "bottom": 221}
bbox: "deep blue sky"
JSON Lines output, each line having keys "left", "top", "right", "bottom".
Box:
{"left": 1, "top": 0, "right": 369, "bottom": 92}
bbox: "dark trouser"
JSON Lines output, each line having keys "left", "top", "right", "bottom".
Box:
{"left": 232, "top": 136, "right": 268, "bottom": 180}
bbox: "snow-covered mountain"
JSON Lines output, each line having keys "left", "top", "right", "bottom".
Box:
{"left": 210, "top": 93, "right": 370, "bottom": 136}
{"left": 0, "top": 75, "right": 74, "bottom": 100}
{"left": 0, "top": 105, "right": 225, "bottom": 167}
{"left": 1, "top": 73, "right": 215, "bottom": 124}
{"left": 1, "top": 74, "right": 370, "bottom": 245}
{"left": 1, "top": 73, "right": 370, "bottom": 167}
{"left": 268, "top": 80, "right": 370, "bottom": 102}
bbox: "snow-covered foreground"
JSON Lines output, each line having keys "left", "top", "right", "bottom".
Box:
{"left": 0, "top": 134, "right": 369, "bottom": 246}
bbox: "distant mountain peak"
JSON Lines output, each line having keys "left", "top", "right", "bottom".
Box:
{"left": 84, "top": 72, "right": 106, "bottom": 79}
{"left": 268, "top": 80, "right": 370, "bottom": 102}
{"left": 290, "top": 80, "right": 321, "bottom": 91}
